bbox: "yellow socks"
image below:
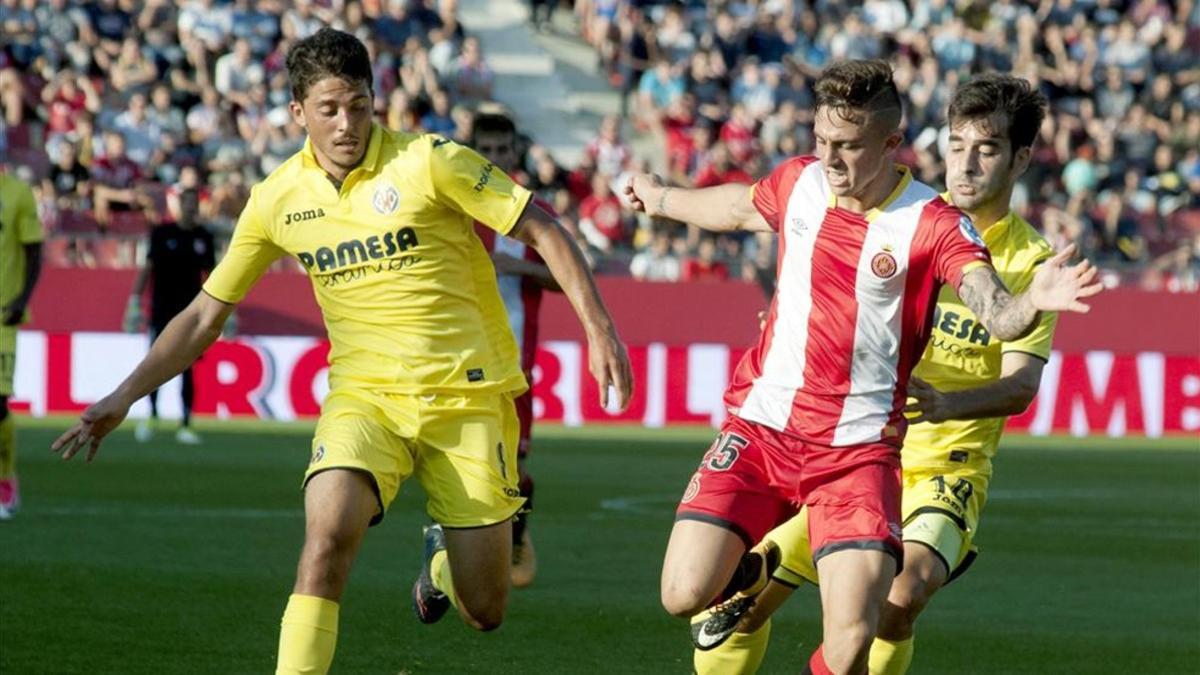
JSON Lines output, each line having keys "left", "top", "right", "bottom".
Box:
{"left": 430, "top": 549, "right": 459, "bottom": 609}
{"left": 868, "top": 636, "right": 914, "bottom": 675}
{"left": 693, "top": 619, "right": 772, "bottom": 675}
{"left": 0, "top": 414, "right": 14, "bottom": 480}
{"left": 276, "top": 594, "right": 339, "bottom": 675}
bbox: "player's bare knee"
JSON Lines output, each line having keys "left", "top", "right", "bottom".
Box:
{"left": 660, "top": 582, "right": 709, "bottom": 618}
{"left": 459, "top": 595, "right": 507, "bottom": 631}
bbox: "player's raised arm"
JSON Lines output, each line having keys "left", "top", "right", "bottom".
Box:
{"left": 624, "top": 173, "right": 771, "bottom": 233}
{"left": 51, "top": 292, "right": 235, "bottom": 461}
{"left": 510, "top": 203, "right": 632, "bottom": 411}
{"left": 956, "top": 243, "right": 1100, "bottom": 342}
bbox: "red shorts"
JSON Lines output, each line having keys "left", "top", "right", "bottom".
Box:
{"left": 676, "top": 414, "right": 903, "bottom": 566}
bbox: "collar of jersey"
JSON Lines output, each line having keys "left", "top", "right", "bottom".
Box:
{"left": 299, "top": 122, "right": 384, "bottom": 177}
{"left": 938, "top": 190, "right": 1016, "bottom": 243}
{"left": 828, "top": 165, "right": 912, "bottom": 222}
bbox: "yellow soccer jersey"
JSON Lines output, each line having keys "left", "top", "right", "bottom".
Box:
{"left": 203, "top": 124, "right": 532, "bottom": 395}
{"left": 904, "top": 207, "right": 1057, "bottom": 479}
{"left": 0, "top": 174, "right": 44, "bottom": 320}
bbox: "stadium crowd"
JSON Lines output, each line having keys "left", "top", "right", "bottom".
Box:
{"left": 2, "top": 0, "right": 1198, "bottom": 291}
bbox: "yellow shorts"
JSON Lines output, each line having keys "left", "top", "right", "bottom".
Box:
{"left": 0, "top": 324, "right": 16, "bottom": 397}
{"left": 771, "top": 467, "right": 987, "bottom": 586}
{"left": 305, "top": 388, "right": 524, "bottom": 528}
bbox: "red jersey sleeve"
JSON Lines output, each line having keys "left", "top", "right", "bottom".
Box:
{"left": 750, "top": 155, "right": 818, "bottom": 232}
{"left": 926, "top": 198, "right": 992, "bottom": 289}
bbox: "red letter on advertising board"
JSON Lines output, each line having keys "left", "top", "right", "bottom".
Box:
{"left": 193, "top": 340, "right": 266, "bottom": 416}
{"left": 46, "top": 333, "right": 88, "bottom": 414}
{"left": 580, "top": 345, "right": 647, "bottom": 423}
{"left": 289, "top": 341, "right": 331, "bottom": 417}
{"left": 1053, "top": 354, "right": 1144, "bottom": 434}
{"left": 665, "top": 346, "right": 712, "bottom": 424}
{"left": 532, "top": 347, "right": 563, "bottom": 422}
{"left": 1164, "top": 356, "right": 1200, "bottom": 433}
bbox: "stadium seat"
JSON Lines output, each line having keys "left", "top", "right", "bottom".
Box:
{"left": 106, "top": 210, "right": 151, "bottom": 236}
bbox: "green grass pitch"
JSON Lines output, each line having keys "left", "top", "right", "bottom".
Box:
{"left": 2, "top": 419, "right": 1197, "bottom": 674}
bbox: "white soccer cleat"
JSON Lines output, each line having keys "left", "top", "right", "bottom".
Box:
{"left": 134, "top": 419, "right": 154, "bottom": 443}
{"left": 175, "top": 427, "right": 202, "bottom": 445}
{"left": 0, "top": 503, "right": 12, "bottom": 522}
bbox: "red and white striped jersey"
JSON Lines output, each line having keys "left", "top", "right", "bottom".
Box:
{"left": 726, "top": 156, "right": 991, "bottom": 447}
{"left": 474, "top": 199, "right": 552, "bottom": 374}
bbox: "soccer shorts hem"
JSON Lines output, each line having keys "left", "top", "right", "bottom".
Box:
{"left": 440, "top": 500, "right": 525, "bottom": 530}
{"left": 675, "top": 511, "right": 755, "bottom": 549}
{"left": 902, "top": 507, "right": 976, "bottom": 582}
{"left": 812, "top": 538, "right": 903, "bottom": 570}
{"left": 302, "top": 464, "right": 386, "bottom": 526}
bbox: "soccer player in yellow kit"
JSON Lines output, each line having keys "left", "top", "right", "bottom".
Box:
{"left": 52, "top": 28, "right": 632, "bottom": 674}
{"left": 692, "top": 75, "right": 1057, "bottom": 675}
{"left": 0, "top": 172, "right": 43, "bottom": 521}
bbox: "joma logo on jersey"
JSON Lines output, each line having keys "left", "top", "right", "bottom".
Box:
{"left": 297, "top": 227, "right": 420, "bottom": 272}
{"left": 932, "top": 306, "right": 991, "bottom": 346}
{"left": 473, "top": 163, "right": 495, "bottom": 192}
{"left": 285, "top": 208, "right": 326, "bottom": 225}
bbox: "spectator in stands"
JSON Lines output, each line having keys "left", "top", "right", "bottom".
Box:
{"left": 681, "top": 236, "right": 729, "bottom": 282}
{"left": 41, "top": 70, "right": 101, "bottom": 141}
{"left": 630, "top": 229, "right": 680, "bottom": 282}
{"left": 421, "top": 89, "right": 457, "bottom": 136}
{"left": 692, "top": 142, "right": 752, "bottom": 189}
{"left": 92, "top": 131, "right": 143, "bottom": 225}
{"left": 112, "top": 92, "right": 162, "bottom": 165}
{"left": 43, "top": 138, "right": 91, "bottom": 210}
{"left": 214, "top": 38, "right": 266, "bottom": 110}
{"left": 586, "top": 115, "right": 631, "bottom": 178}
{"left": 450, "top": 36, "right": 495, "bottom": 103}
{"left": 148, "top": 83, "right": 188, "bottom": 144}
{"left": 637, "top": 59, "right": 686, "bottom": 128}
{"left": 105, "top": 36, "right": 158, "bottom": 96}
{"left": 578, "top": 173, "right": 626, "bottom": 252}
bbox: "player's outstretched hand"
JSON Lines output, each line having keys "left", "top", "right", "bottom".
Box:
{"left": 903, "top": 377, "right": 949, "bottom": 425}
{"left": 50, "top": 394, "right": 131, "bottom": 462}
{"left": 624, "top": 173, "right": 666, "bottom": 217}
{"left": 588, "top": 329, "right": 633, "bottom": 412}
{"left": 1028, "top": 243, "right": 1103, "bottom": 313}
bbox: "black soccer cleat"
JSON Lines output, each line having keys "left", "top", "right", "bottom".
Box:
{"left": 689, "top": 540, "right": 781, "bottom": 651}
{"left": 412, "top": 524, "right": 451, "bottom": 624}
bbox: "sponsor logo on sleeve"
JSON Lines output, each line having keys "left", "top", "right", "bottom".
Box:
{"left": 958, "top": 215, "right": 986, "bottom": 248}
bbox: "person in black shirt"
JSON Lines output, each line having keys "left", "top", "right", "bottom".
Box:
{"left": 125, "top": 188, "right": 215, "bottom": 444}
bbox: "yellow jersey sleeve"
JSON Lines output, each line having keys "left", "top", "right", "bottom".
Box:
{"left": 426, "top": 137, "right": 532, "bottom": 236}
{"left": 14, "top": 181, "right": 42, "bottom": 244}
{"left": 203, "top": 186, "right": 284, "bottom": 304}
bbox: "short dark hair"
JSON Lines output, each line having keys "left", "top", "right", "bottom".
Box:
{"left": 813, "top": 59, "right": 902, "bottom": 128}
{"left": 948, "top": 74, "right": 1048, "bottom": 151}
{"left": 286, "top": 27, "right": 373, "bottom": 102}
{"left": 471, "top": 112, "right": 517, "bottom": 143}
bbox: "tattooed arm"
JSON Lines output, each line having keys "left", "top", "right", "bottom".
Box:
{"left": 957, "top": 244, "right": 1101, "bottom": 341}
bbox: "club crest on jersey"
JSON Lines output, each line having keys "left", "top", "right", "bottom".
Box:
{"left": 871, "top": 245, "right": 898, "bottom": 279}
{"left": 958, "top": 215, "right": 985, "bottom": 248}
{"left": 373, "top": 184, "right": 400, "bottom": 215}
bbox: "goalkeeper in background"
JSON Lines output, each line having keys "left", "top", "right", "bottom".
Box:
{"left": 125, "top": 188, "right": 216, "bottom": 445}
{"left": 692, "top": 74, "right": 1059, "bottom": 675}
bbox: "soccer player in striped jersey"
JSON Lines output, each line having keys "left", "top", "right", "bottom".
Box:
{"left": 470, "top": 111, "right": 563, "bottom": 588}
{"left": 627, "top": 61, "right": 1099, "bottom": 675}
{"left": 689, "top": 74, "right": 1061, "bottom": 675}
{"left": 52, "top": 28, "right": 631, "bottom": 675}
